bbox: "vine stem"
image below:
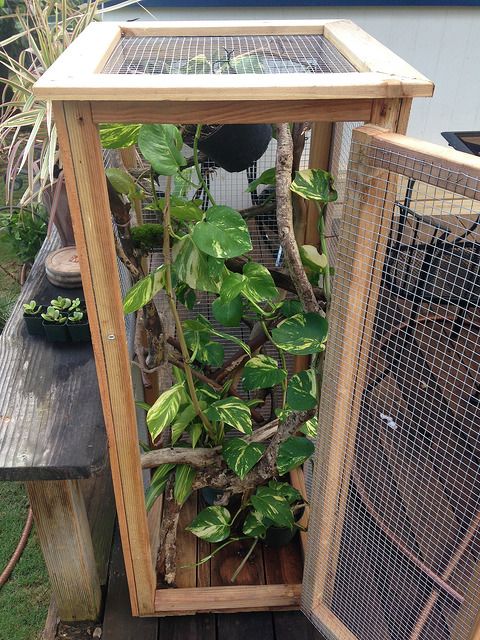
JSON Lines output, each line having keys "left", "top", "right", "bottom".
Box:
{"left": 231, "top": 538, "right": 258, "bottom": 583}
{"left": 316, "top": 202, "right": 331, "bottom": 307}
{"left": 161, "top": 173, "right": 215, "bottom": 440}
{"left": 193, "top": 124, "right": 216, "bottom": 206}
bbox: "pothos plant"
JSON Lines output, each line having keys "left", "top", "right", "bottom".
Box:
{"left": 102, "top": 120, "right": 337, "bottom": 584}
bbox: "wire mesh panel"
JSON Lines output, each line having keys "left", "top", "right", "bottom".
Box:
{"left": 303, "top": 127, "right": 480, "bottom": 640}
{"left": 103, "top": 34, "right": 356, "bottom": 76}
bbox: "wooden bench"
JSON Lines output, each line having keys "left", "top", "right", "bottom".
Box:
{"left": 0, "top": 237, "right": 115, "bottom": 621}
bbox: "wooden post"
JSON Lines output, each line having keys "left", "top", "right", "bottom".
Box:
{"left": 26, "top": 480, "right": 101, "bottom": 621}
{"left": 53, "top": 100, "right": 155, "bottom": 616}
{"left": 302, "top": 124, "right": 400, "bottom": 629}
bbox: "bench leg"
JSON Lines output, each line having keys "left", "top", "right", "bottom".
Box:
{"left": 26, "top": 479, "right": 102, "bottom": 621}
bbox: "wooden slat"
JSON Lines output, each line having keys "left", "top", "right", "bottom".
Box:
{"left": 273, "top": 611, "right": 325, "bottom": 640}
{"left": 53, "top": 100, "right": 155, "bottom": 616}
{"left": 175, "top": 493, "right": 198, "bottom": 588}
{"left": 26, "top": 479, "right": 102, "bottom": 621}
{"left": 217, "top": 612, "right": 274, "bottom": 640}
{"left": 121, "top": 19, "right": 331, "bottom": 36}
{"left": 91, "top": 99, "right": 372, "bottom": 126}
{"left": 358, "top": 125, "right": 480, "bottom": 199}
{"left": 264, "top": 540, "right": 303, "bottom": 585}
{"left": 211, "top": 538, "right": 265, "bottom": 587}
{"left": 324, "top": 20, "right": 433, "bottom": 87}
{"left": 197, "top": 538, "right": 211, "bottom": 588}
{"left": 102, "top": 529, "right": 158, "bottom": 640}
{"left": 158, "top": 613, "right": 216, "bottom": 639}
{"left": 154, "top": 585, "right": 301, "bottom": 614}
{"left": 302, "top": 121, "right": 402, "bottom": 618}
{"left": 36, "top": 71, "right": 433, "bottom": 103}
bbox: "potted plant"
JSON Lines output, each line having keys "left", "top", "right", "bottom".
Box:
{"left": 105, "top": 121, "right": 336, "bottom": 586}
{"left": 41, "top": 306, "right": 68, "bottom": 342}
{"left": 67, "top": 310, "right": 90, "bottom": 342}
{"left": 22, "top": 300, "right": 44, "bottom": 336}
{"left": 50, "top": 296, "right": 72, "bottom": 312}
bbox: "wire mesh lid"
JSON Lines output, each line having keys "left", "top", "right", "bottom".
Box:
{"left": 102, "top": 33, "right": 356, "bottom": 75}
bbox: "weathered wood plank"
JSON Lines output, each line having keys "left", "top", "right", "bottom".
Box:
{"left": 273, "top": 611, "right": 326, "bottom": 640}
{"left": 217, "top": 612, "right": 274, "bottom": 640}
{"left": 0, "top": 236, "right": 107, "bottom": 480}
{"left": 263, "top": 539, "right": 303, "bottom": 585}
{"left": 158, "top": 613, "right": 216, "bottom": 639}
{"left": 26, "top": 479, "right": 101, "bottom": 621}
{"left": 102, "top": 529, "right": 158, "bottom": 640}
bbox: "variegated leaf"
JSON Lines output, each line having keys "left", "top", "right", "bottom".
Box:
{"left": 242, "top": 355, "right": 287, "bottom": 391}
{"left": 206, "top": 397, "right": 252, "bottom": 435}
{"left": 246, "top": 167, "right": 276, "bottom": 193}
{"left": 286, "top": 369, "right": 318, "bottom": 410}
{"left": 290, "top": 169, "right": 337, "bottom": 203}
{"left": 300, "top": 416, "right": 318, "bottom": 438}
{"left": 147, "top": 383, "right": 184, "bottom": 441}
{"left": 277, "top": 436, "right": 315, "bottom": 475}
{"left": 186, "top": 506, "right": 231, "bottom": 542}
{"left": 99, "top": 124, "right": 141, "bottom": 149}
{"left": 173, "top": 235, "right": 226, "bottom": 293}
{"left": 220, "top": 272, "right": 246, "bottom": 303}
{"left": 174, "top": 464, "right": 196, "bottom": 505}
{"left": 300, "top": 245, "right": 328, "bottom": 273}
{"left": 138, "top": 124, "right": 186, "bottom": 176}
{"left": 171, "top": 403, "right": 197, "bottom": 444}
{"left": 212, "top": 295, "right": 243, "bottom": 327}
{"left": 272, "top": 312, "right": 328, "bottom": 355}
{"left": 242, "top": 510, "right": 267, "bottom": 538}
{"left": 192, "top": 206, "right": 252, "bottom": 259}
{"left": 242, "top": 262, "right": 278, "bottom": 303}
{"left": 123, "top": 266, "right": 165, "bottom": 314}
{"left": 250, "top": 492, "right": 294, "bottom": 529}
{"left": 145, "top": 463, "right": 175, "bottom": 511}
{"left": 222, "top": 438, "right": 265, "bottom": 479}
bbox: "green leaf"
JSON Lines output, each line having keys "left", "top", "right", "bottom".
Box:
{"left": 230, "top": 53, "right": 265, "bottom": 74}
{"left": 187, "top": 422, "right": 203, "bottom": 448}
{"left": 171, "top": 403, "right": 197, "bottom": 444}
{"left": 173, "top": 235, "right": 225, "bottom": 293}
{"left": 186, "top": 506, "right": 231, "bottom": 542}
{"left": 246, "top": 167, "right": 276, "bottom": 193}
{"left": 222, "top": 438, "right": 265, "bottom": 479}
{"left": 242, "top": 355, "right": 287, "bottom": 391}
{"left": 279, "top": 299, "right": 303, "bottom": 318}
{"left": 206, "top": 397, "right": 252, "bottom": 435}
{"left": 243, "top": 262, "right": 278, "bottom": 303}
{"left": 277, "top": 436, "right": 315, "bottom": 475}
{"left": 123, "top": 266, "right": 165, "bottom": 314}
{"left": 192, "top": 206, "right": 252, "bottom": 259}
{"left": 250, "top": 492, "right": 294, "bottom": 529}
{"left": 266, "top": 480, "right": 302, "bottom": 505}
{"left": 286, "top": 369, "right": 317, "bottom": 410}
{"left": 174, "top": 464, "right": 196, "bottom": 505}
{"left": 212, "top": 296, "right": 243, "bottom": 327}
{"left": 157, "top": 195, "right": 204, "bottom": 222}
{"left": 145, "top": 464, "right": 175, "bottom": 511}
{"left": 242, "top": 511, "right": 267, "bottom": 538}
{"left": 147, "top": 383, "right": 184, "bottom": 441}
{"left": 300, "top": 245, "right": 328, "bottom": 273}
{"left": 181, "top": 54, "right": 211, "bottom": 74}
{"left": 272, "top": 313, "right": 328, "bottom": 355}
{"left": 300, "top": 416, "right": 318, "bottom": 438}
{"left": 220, "top": 272, "right": 246, "bottom": 303}
{"left": 290, "top": 169, "right": 338, "bottom": 203}
{"left": 106, "top": 168, "right": 138, "bottom": 198}
{"left": 99, "top": 124, "right": 141, "bottom": 149}
{"left": 183, "top": 319, "right": 225, "bottom": 366}
{"left": 138, "top": 124, "right": 186, "bottom": 176}
{"left": 136, "top": 401, "right": 151, "bottom": 412}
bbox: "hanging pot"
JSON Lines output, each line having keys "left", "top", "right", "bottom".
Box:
{"left": 185, "top": 124, "right": 272, "bottom": 173}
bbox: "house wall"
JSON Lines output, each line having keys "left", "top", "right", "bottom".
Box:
{"left": 104, "top": 5, "right": 480, "bottom": 145}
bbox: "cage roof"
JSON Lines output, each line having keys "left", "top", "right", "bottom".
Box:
{"left": 34, "top": 20, "right": 433, "bottom": 102}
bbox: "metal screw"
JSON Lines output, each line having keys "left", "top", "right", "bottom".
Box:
{"left": 107, "top": 334, "right": 116, "bottom": 341}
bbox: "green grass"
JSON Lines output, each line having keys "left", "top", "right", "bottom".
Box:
{"left": 0, "top": 483, "right": 50, "bottom": 640}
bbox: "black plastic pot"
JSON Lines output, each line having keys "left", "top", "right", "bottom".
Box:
{"left": 188, "top": 124, "right": 273, "bottom": 173}
{"left": 67, "top": 319, "right": 91, "bottom": 342}
{"left": 263, "top": 506, "right": 304, "bottom": 549}
{"left": 23, "top": 311, "right": 44, "bottom": 336}
{"left": 42, "top": 320, "right": 69, "bottom": 343}
{"left": 201, "top": 487, "right": 226, "bottom": 506}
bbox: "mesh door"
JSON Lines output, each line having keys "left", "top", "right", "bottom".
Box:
{"left": 303, "top": 128, "right": 480, "bottom": 640}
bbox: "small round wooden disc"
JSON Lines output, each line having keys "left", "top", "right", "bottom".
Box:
{"left": 45, "top": 247, "right": 82, "bottom": 288}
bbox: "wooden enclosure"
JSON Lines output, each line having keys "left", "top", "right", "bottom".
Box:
{"left": 33, "top": 20, "right": 433, "bottom": 620}
{"left": 304, "top": 126, "right": 480, "bottom": 640}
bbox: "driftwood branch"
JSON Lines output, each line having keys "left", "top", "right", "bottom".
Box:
{"left": 275, "top": 123, "right": 319, "bottom": 314}
{"left": 156, "top": 477, "right": 182, "bottom": 585}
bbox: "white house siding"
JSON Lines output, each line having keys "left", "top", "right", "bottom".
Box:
{"left": 104, "top": 6, "right": 480, "bottom": 145}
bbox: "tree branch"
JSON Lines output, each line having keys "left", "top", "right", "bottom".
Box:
{"left": 275, "top": 123, "right": 320, "bottom": 314}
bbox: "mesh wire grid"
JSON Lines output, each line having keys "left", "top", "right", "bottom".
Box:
{"left": 303, "top": 138, "right": 480, "bottom": 640}
{"left": 102, "top": 34, "right": 356, "bottom": 76}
